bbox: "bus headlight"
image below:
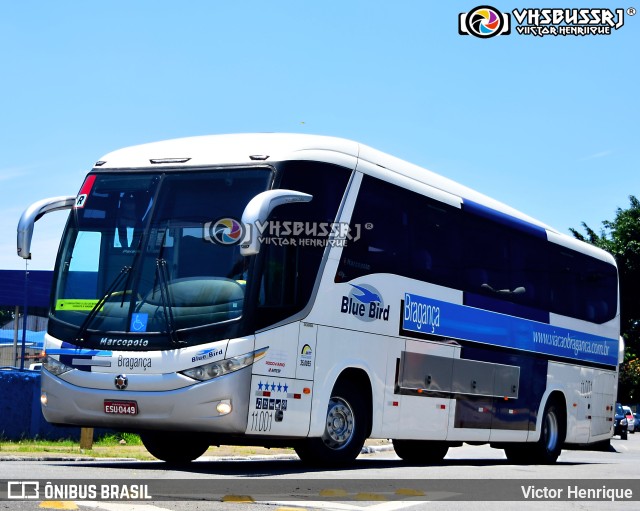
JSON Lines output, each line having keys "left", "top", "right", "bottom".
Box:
{"left": 43, "top": 355, "right": 73, "bottom": 376}
{"left": 180, "top": 347, "right": 267, "bottom": 382}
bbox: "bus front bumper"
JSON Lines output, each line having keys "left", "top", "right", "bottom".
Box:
{"left": 40, "top": 366, "right": 251, "bottom": 433}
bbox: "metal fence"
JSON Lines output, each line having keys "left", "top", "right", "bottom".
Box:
{"left": 0, "top": 311, "right": 47, "bottom": 369}
{"left": 0, "top": 269, "right": 52, "bottom": 370}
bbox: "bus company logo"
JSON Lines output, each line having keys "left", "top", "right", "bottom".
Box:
{"left": 192, "top": 347, "right": 224, "bottom": 363}
{"left": 204, "top": 217, "right": 245, "bottom": 245}
{"left": 117, "top": 355, "right": 152, "bottom": 371}
{"left": 403, "top": 293, "right": 441, "bottom": 334}
{"left": 459, "top": 5, "right": 511, "bottom": 38}
{"left": 340, "top": 283, "right": 390, "bottom": 322}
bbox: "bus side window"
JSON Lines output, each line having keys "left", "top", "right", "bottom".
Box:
{"left": 336, "top": 175, "right": 461, "bottom": 286}
{"left": 254, "top": 160, "right": 351, "bottom": 329}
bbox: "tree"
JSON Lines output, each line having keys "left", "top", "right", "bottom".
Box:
{"left": 0, "top": 307, "right": 15, "bottom": 328}
{"left": 570, "top": 195, "right": 640, "bottom": 402}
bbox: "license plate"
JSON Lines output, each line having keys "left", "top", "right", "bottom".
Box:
{"left": 104, "top": 400, "right": 138, "bottom": 415}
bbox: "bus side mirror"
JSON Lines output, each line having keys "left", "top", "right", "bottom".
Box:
{"left": 17, "top": 196, "right": 76, "bottom": 259}
{"left": 240, "top": 189, "right": 312, "bottom": 256}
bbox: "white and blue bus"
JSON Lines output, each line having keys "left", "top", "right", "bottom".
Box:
{"left": 18, "top": 134, "right": 622, "bottom": 465}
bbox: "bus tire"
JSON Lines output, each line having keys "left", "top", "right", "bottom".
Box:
{"left": 392, "top": 440, "right": 449, "bottom": 464}
{"left": 295, "top": 378, "right": 369, "bottom": 466}
{"left": 140, "top": 431, "right": 209, "bottom": 464}
{"left": 533, "top": 398, "right": 565, "bottom": 464}
{"left": 505, "top": 398, "right": 565, "bottom": 465}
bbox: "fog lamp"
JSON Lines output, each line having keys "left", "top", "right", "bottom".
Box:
{"left": 216, "top": 399, "right": 232, "bottom": 415}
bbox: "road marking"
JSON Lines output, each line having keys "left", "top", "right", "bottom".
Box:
{"left": 75, "top": 490, "right": 451, "bottom": 511}
{"left": 221, "top": 495, "right": 255, "bottom": 502}
{"left": 394, "top": 489, "right": 425, "bottom": 497}
{"left": 39, "top": 502, "right": 79, "bottom": 510}
{"left": 266, "top": 502, "right": 365, "bottom": 511}
{"left": 81, "top": 502, "right": 171, "bottom": 511}
{"left": 366, "top": 501, "right": 428, "bottom": 511}
{"left": 266, "top": 500, "right": 426, "bottom": 511}
{"left": 354, "top": 493, "right": 387, "bottom": 501}
{"left": 319, "top": 489, "right": 349, "bottom": 497}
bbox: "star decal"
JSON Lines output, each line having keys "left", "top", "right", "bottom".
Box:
{"left": 257, "top": 380, "right": 264, "bottom": 390}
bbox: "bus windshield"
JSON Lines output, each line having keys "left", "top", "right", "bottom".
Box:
{"left": 50, "top": 167, "right": 273, "bottom": 348}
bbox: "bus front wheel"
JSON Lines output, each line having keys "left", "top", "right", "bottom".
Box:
{"left": 140, "top": 431, "right": 210, "bottom": 464}
{"left": 295, "top": 379, "right": 369, "bottom": 466}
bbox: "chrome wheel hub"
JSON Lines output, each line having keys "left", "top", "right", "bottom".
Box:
{"left": 323, "top": 397, "right": 355, "bottom": 450}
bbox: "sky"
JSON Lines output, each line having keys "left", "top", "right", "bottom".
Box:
{"left": 0, "top": 1, "right": 638, "bottom": 271}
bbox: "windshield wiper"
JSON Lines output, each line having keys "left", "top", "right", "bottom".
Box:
{"left": 75, "top": 266, "right": 131, "bottom": 343}
{"left": 155, "top": 258, "right": 183, "bottom": 345}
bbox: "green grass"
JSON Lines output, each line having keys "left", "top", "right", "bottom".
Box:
{"left": 0, "top": 432, "right": 142, "bottom": 447}
{"left": 94, "top": 432, "right": 143, "bottom": 446}
{"left": 0, "top": 433, "right": 153, "bottom": 459}
{"left": 0, "top": 433, "right": 306, "bottom": 460}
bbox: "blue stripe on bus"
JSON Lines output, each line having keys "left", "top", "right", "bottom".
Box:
{"left": 403, "top": 293, "right": 618, "bottom": 367}
{"left": 464, "top": 292, "right": 550, "bottom": 324}
{"left": 46, "top": 348, "right": 113, "bottom": 356}
{"left": 462, "top": 199, "right": 547, "bottom": 239}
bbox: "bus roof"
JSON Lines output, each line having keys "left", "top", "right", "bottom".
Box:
{"left": 96, "top": 133, "right": 359, "bottom": 170}
{"left": 94, "top": 133, "right": 615, "bottom": 265}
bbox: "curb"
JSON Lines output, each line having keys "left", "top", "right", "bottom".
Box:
{"left": 0, "top": 444, "right": 395, "bottom": 462}
{"left": 0, "top": 456, "right": 138, "bottom": 462}
{"left": 361, "top": 444, "right": 394, "bottom": 455}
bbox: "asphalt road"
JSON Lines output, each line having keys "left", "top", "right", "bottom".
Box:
{"left": 2, "top": 435, "right": 640, "bottom": 511}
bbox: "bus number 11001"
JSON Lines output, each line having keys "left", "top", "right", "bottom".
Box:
{"left": 250, "top": 410, "right": 273, "bottom": 432}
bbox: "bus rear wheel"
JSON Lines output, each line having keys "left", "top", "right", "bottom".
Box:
{"left": 140, "top": 431, "right": 210, "bottom": 464}
{"left": 392, "top": 440, "right": 449, "bottom": 464}
{"left": 504, "top": 398, "right": 565, "bottom": 464}
{"left": 295, "top": 379, "right": 369, "bottom": 466}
